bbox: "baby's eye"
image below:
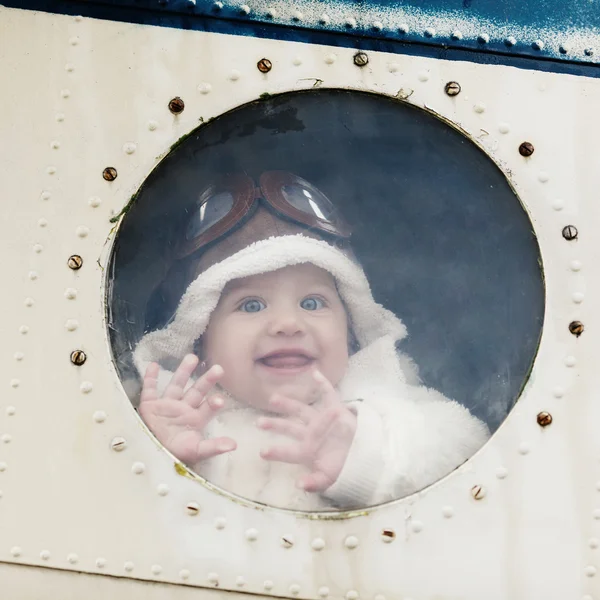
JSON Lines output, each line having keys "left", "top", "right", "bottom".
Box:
{"left": 300, "top": 296, "right": 325, "bottom": 311}
{"left": 240, "top": 298, "right": 266, "bottom": 313}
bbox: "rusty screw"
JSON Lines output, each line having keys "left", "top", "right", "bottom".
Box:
{"left": 168, "top": 97, "right": 185, "bottom": 114}
{"left": 562, "top": 225, "right": 578, "bottom": 241}
{"left": 569, "top": 320, "right": 584, "bottom": 337}
{"left": 445, "top": 81, "right": 461, "bottom": 96}
{"left": 518, "top": 142, "right": 535, "bottom": 157}
{"left": 353, "top": 52, "right": 369, "bottom": 67}
{"left": 257, "top": 58, "right": 272, "bottom": 73}
{"left": 67, "top": 254, "right": 83, "bottom": 270}
{"left": 102, "top": 167, "right": 117, "bottom": 181}
{"left": 70, "top": 350, "right": 87, "bottom": 366}
{"left": 537, "top": 411, "right": 553, "bottom": 427}
{"left": 381, "top": 529, "right": 396, "bottom": 543}
{"left": 471, "top": 485, "right": 486, "bottom": 500}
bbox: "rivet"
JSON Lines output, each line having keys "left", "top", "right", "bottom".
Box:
{"left": 570, "top": 260, "right": 582, "bottom": 272}
{"left": 424, "top": 27, "right": 435, "bottom": 37}
{"left": 208, "top": 572, "right": 219, "bottom": 585}
{"left": 151, "top": 565, "right": 162, "bottom": 576}
{"left": 124, "top": 561, "right": 134, "bottom": 572}
{"left": 499, "top": 123, "right": 510, "bottom": 134}
{"left": 496, "top": 467, "right": 508, "bottom": 479}
{"left": 40, "top": 550, "right": 50, "bottom": 560}
{"left": 473, "top": 103, "right": 486, "bottom": 114}
{"left": 28, "top": 272, "right": 38, "bottom": 283}
{"left": 76, "top": 226, "right": 89, "bottom": 238}
{"left": 61, "top": 89, "right": 70, "bottom": 98}
{"left": 123, "top": 142, "right": 136, "bottom": 155}
{"left": 381, "top": 529, "right": 395, "bottom": 542}
{"left": 213, "top": 1, "right": 223, "bottom": 9}
{"left": 132, "top": 462, "right": 145, "bottom": 474}
{"left": 33, "top": 244, "right": 43, "bottom": 253}
{"left": 10, "top": 379, "right": 19, "bottom": 388}
{"left": 263, "top": 580, "right": 274, "bottom": 591}
{"left": 186, "top": 502, "right": 200, "bottom": 516}
{"left": 445, "top": 81, "right": 461, "bottom": 96}
{"left": 93, "top": 411, "right": 106, "bottom": 423}
{"left": 266, "top": 8, "right": 277, "bottom": 18}
{"left": 292, "top": 57, "right": 302, "bottom": 66}
{"left": 585, "top": 47, "right": 595, "bottom": 56}
{"left": 10, "top": 546, "right": 21, "bottom": 557}
{"left": 451, "top": 30, "right": 463, "bottom": 40}
{"left": 398, "top": 23, "right": 409, "bottom": 33}
{"left": 214, "top": 516, "right": 226, "bottom": 529}
{"left": 245, "top": 528, "right": 258, "bottom": 541}
{"left": 565, "top": 355, "right": 577, "bottom": 369}
{"left": 19, "top": 325, "right": 29, "bottom": 334}
{"left": 102, "top": 167, "right": 117, "bottom": 181}
{"left": 569, "top": 320, "right": 584, "bottom": 337}
{"left": 471, "top": 485, "right": 486, "bottom": 500}
{"left": 281, "top": 536, "right": 294, "bottom": 548}
{"left": 289, "top": 584, "right": 301, "bottom": 595}
{"left": 518, "top": 442, "right": 531, "bottom": 455}
{"left": 168, "top": 97, "right": 185, "bottom": 114}
{"left": 344, "top": 535, "right": 359, "bottom": 549}
{"left": 236, "top": 576, "right": 246, "bottom": 586}
{"left": 388, "top": 62, "right": 399, "bottom": 73}
{"left": 590, "top": 537, "right": 600, "bottom": 548}
{"left": 257, "top": 58, "right": 272, "bottom": 73}
{"left": 81, "top": 381, "right": 93, "bottom": 393}
{"left": 24, "top": 297, "right": 34, "bottom": 307}
{"left": 562, "top": 225, "right": 578, "bottom": 241}
{"left": 584, "top": 565, "right": 597, "bottom": 577}
{"left": 292, "top": 10, "right": 303, "bottom": 20}
{"left": 56, "top": 113, "right": 65, "bottom": 122}
{"left": 69, "top": 36, "right": 79, "bottom": 45}
{"left": 240, "top": 4, "right": 250, "bottom": 15}
{"left": 346, "top": 591, "right": 359, "bottom": 600}
{"left": 573, "top": 292, "right": 584, "bottom": 304}
{"left": 532, "top": 40, "right": 544, "bottom": 51}
{"left": 198, "top": 82, "right": 212, "bottom": 94}
{"left": 67, "top": 255, "right": 83, "bottom": 270}
{"left": 345, "top": 17, "right": 357, "bottom": 28}
{"left": 67, "top": 553, "right": 79, "bottom": 564}
{"left": 559, "top": 44, "right": 570, "bottom": 54}
{"left": 229, "top": 70, "right": 241, "bottom": 81}
{"left": 442, "top": 505, "right": 454, "bottom": 518}
{"left": 50, "top": 141, "right": 60, "bottom": 150}
{"left": 147, "top": 120, "right": 158, "bottom": 131}
{"left": 6, "top": 406, "right": 16, "bottom": 416}
{"left": 518, "top": 141, "right": 534, "bottom": 157}
{"left": 411, "top": 520, "right": 423, "bottom": 533}
{"left": 324, "top": 53, "right": 337, "bottom": 64}
{"left": 65, "top": 288, "right": 77, "bottom": 300}
{"left": 96, "top": 558, "right": 106, "bottom": 568}
{"left": 372, "top": 21, "right": 383, "bottom": 31}
{"left": 320, "top": 13, "right": 330, "bottom": 25}
{"left": 505, "top": 36, "right": 517, "bottom": 46}
{"left": 418, "top": 71, "right": 430, "bottom": 82}
{"left": 0, "top": 462, "right": 7, "bottom": 472}
{"left": 180, "top": 569, "right": 190, "bottom": 580}
{"left": 478, "top": 33, "right": 489, "bottom": 44}
{"left": 538, "top": 171, "right": 550, "bottom": 183}
{"left": 38, "top": 217, "right": 48, "bottom": 227}
{"left": 157, "top": 484, "right": 170, "bottom": 496}
{"left": 353, "top": 52, "right": 368, "bottom": 67}
{"left": 65, "top": 63, "right": 74, "bottom": 72}
{"left": 70, "top": 350, "right": 87, "bottom": 366}
{"left": 111, "top": 437, "right": 127, "bottom": 452}
{"left": 65, "top": 319, "right": 79, "bottom": 332}
{"left": 14, "top": 352, "right": 24, "bottom": 361}
{"left": 553, "top": 387, "right": 565, "bottom": 398}
{"left": 537, "top": 411, "right": 553, "bottom": 427}
{"left": 41, "top": 191, "right": 51, "bottom": 200}
{"left": 2, "top": 435, "right": 11, "bottom": 444}
{"left": 318, "top": 587, "right": 330, "bottom": 598}
{"left": 311, "top": 537, "right": 325, "bottom": 551}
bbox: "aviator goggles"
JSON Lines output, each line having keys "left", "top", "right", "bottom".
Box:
{"left": 177, "top": 171, "right": 352, "bottom": 259}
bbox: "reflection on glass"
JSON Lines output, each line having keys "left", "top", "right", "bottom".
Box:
{"left": 108, "top": 90, "right": 544, "bottom": 512}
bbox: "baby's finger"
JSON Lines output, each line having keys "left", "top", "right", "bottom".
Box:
{"left": 260, "top": 445, "right": 303, "bottom": 465}
{"left": 184, "top": 364, "right": 224, "bottom": 408}
{"left": 195, "top": 437, "right": 237, "bottom": 461}
{"left": 140, "top": 363, "right": 160, "bottom": 403}
{"left": 163, "top": 354, "right": 199, "bottom": 400}
{"left": 297, "top": 471, "right": 332, "bottom": 492}
{"left": 269, "top": 394, "right": 315, "bottom": 423}
{"left": 307, "top": 407, "right": 340, "bottom": 446}
{"left": 257, "top": 416, "right": 305, "bottom": 441}
{"left": 195, "top": 394, "right": 227, "bottom": 430}
{"left": 313, "top": 370, "right": 341, "bottom": 408}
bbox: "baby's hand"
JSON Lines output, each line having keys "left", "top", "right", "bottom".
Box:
{"left": 139, "top": 355, "right": 236, "bottom": 465}
{"left": 258, "top": 371, "right": 357, "bottom": 493}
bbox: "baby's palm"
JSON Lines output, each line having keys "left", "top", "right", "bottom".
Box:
{"left": 139, "top": 356, "right": 236, "bottom": 465}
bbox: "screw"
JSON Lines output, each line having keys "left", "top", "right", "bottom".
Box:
{"left": 168, "top": 97, "right": 185, "bottom": 114}
{"left": 186, "top": 502, "right": 200, "bottom": 516}
{"left": 444, "top": 81, "right": 461, "bottom": 96}
{"left": 381, "top": 529, "right": 396, "bottom": 542}
{"left": 257, "top": 58, "right": 272, "bottom": 73}
{"left": 569, "top": 320, "right": 584, "bottom": 337}
{"left": 353, "top": 52, "right": 369, "bottom": 67}
{"left": 111, "top": 437, "right": 127, "bottom": 452}
{"left": 471, "top": 485, "right": 486, "bottom": 500}
{"left": 70, "top": 350, "right": 87, "bottom": 366}
{"left": 518, "top": 142, "right": 535, "bottom": 157}
{"left": 102, "top": 167, "right": 117, "bottom": 181}
{"left": 281, "top": 536, "right": 294, "bottom": 548}
{"left": 67, "top": 255, "right": 83, "bottom": 270}
{"left": 562, "top": 225, "right": 578, "bottom": 241}
{"left": 537, "top": 411, "right": 553, "bottom": 427}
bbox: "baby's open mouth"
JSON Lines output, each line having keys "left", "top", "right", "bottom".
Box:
{"left": 257, "top": 351, "right": 315, "bottom": 369}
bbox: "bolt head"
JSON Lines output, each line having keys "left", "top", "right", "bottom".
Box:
{"left": 168, "top": 97, "right": 185, "bottom": 114}
{"left": 67, "top": 255, "right": 83, "bottom": 270}
{"left": 186, "top": 502, "right": 200, "bottom": 516}
{"left": 537, "top": 411, "right": 553, "bottom": 427}
{"left": 70, "top": 350, "right": 87, "bottom": 366}
{"left": 518, "top": 142, "right": 535, "bottom": 157}
{"left": 257, "top": 58, "right": 272, "bottom": 73}
{"left": 562, "top": 225, "right": 578, "bottom": 241}
{"left": 569, "top": 320, "right": 584, "bottom": 337}
{"left": 471, "top": 485, "right": 486, "bottom": 500}
{"left": 353, "top": 52, "right": 369, "bottom": 67}
{"left": 102, "top": 167, "right": 118, "bottom": 181}
{"left": 111, "top": 437, "right": 127, "bottom": 452}
{"left": 445, "top": 81, "right": 461, "bottom": 96}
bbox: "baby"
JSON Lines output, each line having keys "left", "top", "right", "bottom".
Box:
{"left": 134, "top": 172, "right": 489, "bottom": 510}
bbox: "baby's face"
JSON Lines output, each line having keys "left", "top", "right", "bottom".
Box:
{"left": 202, "top": 263, "right": 349, "bottom": 409}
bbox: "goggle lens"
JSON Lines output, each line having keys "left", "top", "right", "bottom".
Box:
{"left": 280, "top": 180, "right": 337, "bottom": 223}
{"left": 185, "top": 189, "right": 235, "bottom": 241}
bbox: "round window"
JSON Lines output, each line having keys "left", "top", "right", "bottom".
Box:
{"left": 108, "top": 90, "right": 544, "bottom": 511}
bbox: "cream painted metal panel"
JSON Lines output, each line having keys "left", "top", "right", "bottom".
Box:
{"left": 0, "top": 6, "right": 598, "bottom": 600}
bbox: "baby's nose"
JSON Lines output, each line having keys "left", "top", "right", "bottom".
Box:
{"left": 268, "top": 309, "right": 305, "bottom": 336}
